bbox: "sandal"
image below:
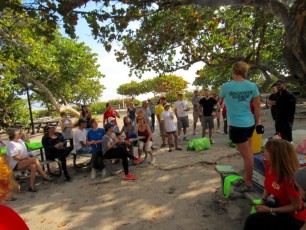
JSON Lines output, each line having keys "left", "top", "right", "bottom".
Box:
{"left": 28, "top": 187, "right": 38, "bottom": 193}
{"left": 231, "top": 178, "right": 245, "bottom": 187}
{"left": 233, "top": 184, "right": 253, "bottom": 193}
{"left": 43, "top": 176, "right": 54, "bottom": 182}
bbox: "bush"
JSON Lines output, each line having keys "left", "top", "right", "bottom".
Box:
{"left": 89, "top": 101, "right": 106, "bottom": 114}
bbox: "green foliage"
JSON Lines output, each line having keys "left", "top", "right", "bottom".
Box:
{"left": 32, "top": 110, "right": 60, "bottom": 119}
{"left": 5, "top": 99, "right": 30, "bottom": 127}
{"left": 88, "top": 101, "right": 106, "bottom": 114}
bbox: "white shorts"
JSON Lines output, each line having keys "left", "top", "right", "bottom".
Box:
{"left": 138, "top": 140, "right": 153, "bottom": 152}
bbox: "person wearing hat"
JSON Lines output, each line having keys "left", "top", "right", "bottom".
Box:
{"left": 42, "top": 125, "right": 73, "bottom": 182}
{"left": 108, "top": 117, "right": 120, "bottom": 134}
{"left": 161, "top": 103, "right": 182, "bottom": 152}
{"left": 295, "top": 167, "right": 306, "bottom": 230}
{"left": 102, "top": 123, "right": 141, "bottom": 180}
{"left": 6, "top": 128, "right": 52, "bottom": 192}
{"left": 73, "top": 118, "right": 95, "bottom": 156}
{"left": 274, "top": 79, "right": 296, "bottom": 142}
{"left": 155, "top": 96, "right": 167, "bottom": 148}
{"left": 173, "top": 92, "right": 190, "bottom": 141}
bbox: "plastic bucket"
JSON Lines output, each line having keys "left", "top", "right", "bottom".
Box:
{"left": 252, "top": 129, "right": 262, "bottom": 154}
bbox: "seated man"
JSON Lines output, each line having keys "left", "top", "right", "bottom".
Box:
{"left": 74, "top": 118, "right": 95, "bottom": 154}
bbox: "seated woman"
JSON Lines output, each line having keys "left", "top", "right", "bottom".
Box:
{"left": 87, "top": 118, "right": 105, "bottom": 179}
{"left": 102, "top": 123, "right": 141, "bottom": 180}
{"left": 59, "top": 112, "right": 74, "bottom": 147}
{"left": 6, "top": 128, "right": 52, "bottom": 192}
{"left": 0, "top": 156, "right": 29, "bottom": 229}
{"left": 244, "top": 139, "right": 306, "bottom": 230}
{"left": 135, "top": 115, "right": 155, "bottom": 164}
{"left": 42, "top": 125, "right": 73, "bottom": 182}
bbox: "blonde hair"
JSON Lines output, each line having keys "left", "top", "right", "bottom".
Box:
{"left": 136, "top": 115, "right": 146, "bottom": 124}
{"left": 232, "top": 61, "right": 249, "bottom": 78}
{"left": 265, "top": 139, "right": 299, "bottom": 182}
{"left": 0, "top": 156, "right": 16, "bottom": 201}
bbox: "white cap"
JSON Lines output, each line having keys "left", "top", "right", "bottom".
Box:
{"left": 107, "top": 117, "right": 116, "bottom": 123}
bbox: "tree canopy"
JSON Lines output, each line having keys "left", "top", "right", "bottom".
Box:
{"left": 2, "top": 0, "right": 304, "bottom": 91}
{"left": 0, "top": 8, "right": 105, "bottom": 123}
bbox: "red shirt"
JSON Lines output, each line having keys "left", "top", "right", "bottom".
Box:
{"left": 264, "top": 161, "right": 306, "bottom": 221}
{"left": 103, "top": 109, "right": 119, "bottom": 125}
{"left": 0, "top": 205, "right": 29, "bottom": 230}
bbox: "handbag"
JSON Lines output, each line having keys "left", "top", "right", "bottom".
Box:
{"left": 256, "top": 125, "right": 265, "bottom": 134}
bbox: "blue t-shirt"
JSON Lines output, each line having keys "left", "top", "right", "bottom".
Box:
{"left": 87, "top": 128, "right": 105, "bottom": 151}
{"left": 220, "top": 80, "right": 259, "bottom": 127}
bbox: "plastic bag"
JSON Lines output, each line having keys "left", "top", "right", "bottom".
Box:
{"left": 188, "top": 137, "right": 211, "bottom": 151}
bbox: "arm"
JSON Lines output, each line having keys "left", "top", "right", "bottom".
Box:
{"left": 252, "top": 96, "right": 261, "bottom": 125}
{"left": 197, "top": 103, "right": 202, "bottom": 115}
{"left": 115, "top": 110, "right": 120, "bottom": 118}
{"left": 0, "top": 134, "right": 6, "bottom": 147}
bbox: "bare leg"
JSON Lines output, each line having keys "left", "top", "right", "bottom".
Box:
{"left": 168, "top": 134, "right": 172, "bottom": 151}
{"left": 174, "top": 133, "right": 178, "bottom": 148}
{"left": 193, "top": 122, "right": 196, "bottom": 135}
{"left": 18, "top": 158, "right": 49, "bottom": 179}
{"left": 217, "top": 118, "right": 220, "bottom": 130}
{"left": 202, "top": 128, "right": 206, "bottom": 138}
{"left": 28, "top": 164, "right": 37, "bottom": 188}
{"left": 209, "top": 129, "right": 213, "bottom": 139}
{"left": 236, "top": 138, "right": 254, "bottom": 186}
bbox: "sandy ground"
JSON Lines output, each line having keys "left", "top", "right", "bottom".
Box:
{"left": 4, "top": 103, "right": 306, "bottom": 230}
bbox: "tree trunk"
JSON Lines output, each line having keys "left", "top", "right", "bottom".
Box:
{"left": 1, "top": 108, "right": 9, "bottom": 127}
{"left": 19, "top": 66, "right": 81, "bottom": 118}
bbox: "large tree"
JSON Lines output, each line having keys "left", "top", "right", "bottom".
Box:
{"left": 1, "top": 0, "right": 305, "bottom": 90}
{"left": 0, "top": 9, "right": 104, "bottom": 118}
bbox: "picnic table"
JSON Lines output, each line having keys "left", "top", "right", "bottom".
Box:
{"left": 28, "top": 118, "right": 61, "bottom": 134}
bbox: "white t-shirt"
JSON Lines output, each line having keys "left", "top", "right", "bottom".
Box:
{"left": 74, "top": 128, "right": 87, "bottom": 151}
{"left": 173, "top": 100, "right": 189, "bottom": 117}
{"left": 6, "top": 139, "right": 28, "bottom": 169}
{"left": 161, "top": 110, "right": 176, "bottom": 132}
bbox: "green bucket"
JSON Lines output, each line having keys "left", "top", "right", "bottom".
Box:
{"left": 250, "top": 199, "right": 262, "bottom": 214}
{"left": 223, "top": 175, "right": 243, "bottom": 198}
{"left": 25, "top": 142, "right": 43, "bottom": 150}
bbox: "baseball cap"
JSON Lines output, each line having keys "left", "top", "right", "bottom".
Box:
{"left": 78, "top": 118, "right": 87, "bottom": 125}
{"left": 275, "top": 79, "right": 285, "bottom": 84}
{"left": 104, "top": 123, "right": 115, "bottom": 131}
{"left": 295, "top": 167, "right": 306, "bottom": 190}
{"left": 160, "top": 96, "right": 166, "bottom": 100}
{"left": 164, "top": 102, "right": 171, "bottom": 107}
{"left": 107, "top": 117, "right": 116, "bottom": 123}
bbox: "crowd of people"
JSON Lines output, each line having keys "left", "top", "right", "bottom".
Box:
{"left": 0, "top": 60, "right": 304, "bottom": 229}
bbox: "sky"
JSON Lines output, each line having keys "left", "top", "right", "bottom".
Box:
{"left": 73, "top": 12, "right": 204, "bottom": 102}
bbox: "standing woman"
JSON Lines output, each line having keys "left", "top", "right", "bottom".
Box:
{"left": 220, "top": 61, "right": 261, "bottom": 193}
{"left": 127, "top": 101, "right": 136, "bottom": 125}
{"left": 6, "top": 128, "right": 52, "bottom": 192}
{"left": 80, "top": 105, "right": 92, "bottom": 129}
{"left": 135, "top": 115, "right": 155, "bottom": 164}
{"left": 244, "top": 139, "right": 306, "bottom": 230}
{"left": 103, "top": 103, "right": 120, "bottom": 126}
{"left": 59, "top": 112, "right": 74, "bottom": 147}
{"left": 42, "top": 125, "right": 73, "bottom": 182}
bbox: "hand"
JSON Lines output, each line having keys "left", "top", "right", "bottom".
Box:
{"left": 254, "top": 205, "right": 270, "bottom": 213}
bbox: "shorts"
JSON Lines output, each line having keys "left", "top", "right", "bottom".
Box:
{"left": 166, "top": 131, "right": 177, "bottom": 135}
{"left": 193, "top": 112, "right": 200, "bottom": 123}
{"left": 138, "top": 140, "right": 153, "bottom": 152}
{"left": 177, "top": 116, "right": 189, "bottom": 130}
{"left": 202, "top": 116, "right": 214, "bottom": 130}
{"left": 229, "top": 125, "right": 255, "bottom": 144}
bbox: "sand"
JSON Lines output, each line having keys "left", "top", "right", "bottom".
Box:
{"left": 4, "top": 104, "right": 306, "bottom": 230}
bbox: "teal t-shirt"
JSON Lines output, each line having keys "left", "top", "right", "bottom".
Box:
{"left": 220, "top": 80, "right": 259, "bottom": 127}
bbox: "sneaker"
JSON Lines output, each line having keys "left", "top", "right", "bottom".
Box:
{"left": 217, "top": 130, "right": 223, "bottom": 134}
{"left": 64, "top": 175, "right": 72, "bottom": 182}
{"left": 160, "top": 143, "right": 167, "bottom": 148}
{"left": 91, "top": 169, "right": 96, "bottom": 179}
{"left": 233, "top": 184, "right": 253, "bottom": 193}
{"left": 124, "top": 173, "right": 136, "bottom": 180}
{"left": 151, "top": 157, "right": 156, "bottom": 165}
{"left": 28, "top": 187, "right": 38, "bottom": 193}
{"left": 133, "top": 157, "right": 142, "bottom": 164}
{"left": 231, "top": 178, "right": 244, "bottom": 187}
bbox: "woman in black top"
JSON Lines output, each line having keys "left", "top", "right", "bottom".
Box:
{"left": 42, "top": 125, "right": 73, "bottom": 181}
{"left": 80, "top": 105, "right": 92, "bottom": 129}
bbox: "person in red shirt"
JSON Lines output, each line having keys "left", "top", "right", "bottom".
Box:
{"left": 103, "top": 103, "right": 120, "bottom": 126}
{"left": 244, "top": 139, "right": 306, "bottom": 230}
{"left": 0, "top": 156, "right": 29, "bottom": 230}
